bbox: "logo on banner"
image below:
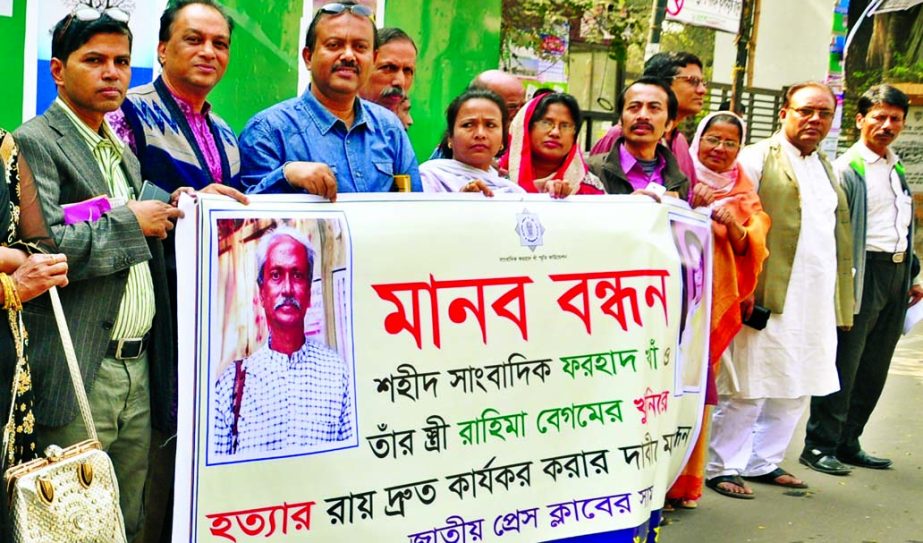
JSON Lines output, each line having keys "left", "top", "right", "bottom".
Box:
{"left": 515, "top": 209, "right": 545, "bottom": 252}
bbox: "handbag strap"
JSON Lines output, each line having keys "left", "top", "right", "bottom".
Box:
{"left": 48, "top": 286, "right": 98, "bottom": 442}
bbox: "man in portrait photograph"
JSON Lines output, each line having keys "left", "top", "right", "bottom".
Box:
{"left": 212, "top": 225, "right": 353, "bottom": 457}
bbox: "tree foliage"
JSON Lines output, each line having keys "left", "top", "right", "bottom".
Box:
{"left": 501, "top": 0, "right": 647, "bottom": 65}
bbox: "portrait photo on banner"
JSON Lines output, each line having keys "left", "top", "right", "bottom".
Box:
{"left": 669, "top": 212, "right": 711, "bottom": 394}
{"left": 206, "top": 215, "right": 358, "bottom": 465}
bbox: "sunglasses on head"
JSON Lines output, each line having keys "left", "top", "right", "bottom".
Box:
{"left": 60, "top": 6, "right": 130, "bottom": 38}
{"left": 318, "top": 3, "right": 374, "bottom": 17}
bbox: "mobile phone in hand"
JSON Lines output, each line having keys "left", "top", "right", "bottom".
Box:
{"left": 139, "top": 180, "right": 171, "bottom": 203}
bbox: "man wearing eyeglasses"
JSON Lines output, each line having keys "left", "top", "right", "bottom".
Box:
{"left": 803, "top": 84, "right": 921, "bottom": 475}
{"left": 591, "top": 52, "right": 707, "bottom": 189}
{"left": 13, "top": 9, "right": 182, "bottom": 540}
{"left": 708, "top": 82, "right": 854, "bottom": 493}
{"left": 239, "top": 1, "right": 421, "bottom": 198}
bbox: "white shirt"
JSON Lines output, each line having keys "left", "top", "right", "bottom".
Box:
{"left": 723, "top": 134, "right": 840, "bottom": 398}
{"left": 835, "top": 142, "right": 910, "bottom": 253}
{"left": 212, "top": 339, "right": 353, "bottom": 456}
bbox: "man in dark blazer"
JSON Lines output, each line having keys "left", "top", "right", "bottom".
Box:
{"left": 14, "top": 10, "right": 181, "bottom": 540}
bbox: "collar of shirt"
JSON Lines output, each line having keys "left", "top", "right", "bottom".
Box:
{"left": 300, "top": 86, "right": 372, "bottom": 136}
{"left": 169, "top": 88, "right": 212, "bottom": 118}
{"left": 780, "top": 133, "right": 818, "bottom": 160}
{"left": 618, "top": 142, "right": 665, "bottom": 175}
{"left": 55, "top": 97, "right": 124, "bottom": 160}
{"left": 857, "top": 140, "right": 897, "bottom": 167}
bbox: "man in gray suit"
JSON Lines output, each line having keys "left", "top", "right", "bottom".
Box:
{"left": 14, "top": 9, "right": 181, "bottom": 540}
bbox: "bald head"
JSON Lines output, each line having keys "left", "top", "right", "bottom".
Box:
{"left": 470, "top": 70, "right": 525, "bottom": 119}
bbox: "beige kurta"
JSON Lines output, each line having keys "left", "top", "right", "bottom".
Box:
{"left": 720, "top": 138, "right": 841, "bottom": 399}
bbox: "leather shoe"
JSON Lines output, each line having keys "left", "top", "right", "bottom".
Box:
{"left": 799, "top": 449, "right": 852, "bottom": 475}
{"left": 838, "top": 450, "right": 892, "bottom": 469}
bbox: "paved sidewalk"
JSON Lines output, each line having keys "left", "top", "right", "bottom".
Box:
{"left": 662, "top": 329, "right": 923, "bottom": 543}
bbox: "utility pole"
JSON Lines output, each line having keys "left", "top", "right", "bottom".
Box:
{"left": 645, "top": 0, "right": 669, "bottom": 60}
{"left": 730, "top": 0, "right": 756, "bottom": 114}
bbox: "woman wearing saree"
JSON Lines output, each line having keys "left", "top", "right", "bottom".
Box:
{"left": 502, "top": 92, "right": 605, "bottom": 197}
{"left": 0, "top": 129, "right": 69, "bottom": 536}
{"left": 667, "top": 112, "right": 771, "bottom": 506}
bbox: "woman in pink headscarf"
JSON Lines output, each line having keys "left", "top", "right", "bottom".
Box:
{"left": 500, "top": 92, "right": 605, "bottom": 197}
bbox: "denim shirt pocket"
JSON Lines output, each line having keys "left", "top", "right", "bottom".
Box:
{"left": 373, "top": 161, "right": 394, "bottom": 191}
{"left": 373, "top": 161, "right": 394, "bottom": 177}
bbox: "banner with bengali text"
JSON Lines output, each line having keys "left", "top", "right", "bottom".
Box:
{"left": 173, "top": 193, "right": 712, "bottom": 542}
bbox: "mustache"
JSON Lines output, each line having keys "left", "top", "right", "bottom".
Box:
{"left": 331, "top": 61, "right": 359, "bottom": 74}
{"left": 631, "top": 122, "right": 653, "bottom": 131}
{"left": 273, "top": 296, "right": 302, "bottom": 311}
{"left": 380, "top": 85, "right": 405, "bottom": 100}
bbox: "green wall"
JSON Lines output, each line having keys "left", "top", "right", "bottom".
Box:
{"left": 385, "top": 0, "right": 502, "bottom": 159}
{"left": 0, "top": 0, "right": 27, "bottom": 130}
{"left": 206, "top": 2, "right": 304, "bottom": 132}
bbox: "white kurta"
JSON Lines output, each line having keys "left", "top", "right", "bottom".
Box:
{"left": 720, "top": 137, "right": 840, "bottom": 399}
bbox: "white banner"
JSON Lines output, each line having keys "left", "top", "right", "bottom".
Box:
{"left": 173, "top": 194, "right": 711, "bottom": 543}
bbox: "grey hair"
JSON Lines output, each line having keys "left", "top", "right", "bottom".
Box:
{"left": 255, "top": 226, "right": 315, "bottom": 286}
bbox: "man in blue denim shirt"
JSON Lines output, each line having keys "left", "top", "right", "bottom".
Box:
{"left": 238, "top": 2, "right": 421, "bottom": 198}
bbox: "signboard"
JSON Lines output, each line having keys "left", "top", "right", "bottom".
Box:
{"left": 894, "top": 105, "right": 923, "bottom": 192}
{"left": 174, "top": 194, "right": 711, "bottom": 542}
{"left": 665, "top": 0, "right": 742, "bottom": 34}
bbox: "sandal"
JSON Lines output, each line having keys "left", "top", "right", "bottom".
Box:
{"left": 743, "top": 467, "right": 809, "bottom": 489}
{"left": 705, "top": 475, "right": 755, "bottom": 499}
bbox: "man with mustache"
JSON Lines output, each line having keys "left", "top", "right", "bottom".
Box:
{"left": 212, "top": 226, "right": 352, "bottom": 456}
{"left": 13, "top": 9, "right": 182, "bottom": 539}
{"left": 359, "top": 27, "right": 417, "bottom": 128}
{"left": 106, "top": 5, "right": 248, "bottom": 539}
{"left": 587, "top": 77, "right": 690, "bottom": 200}
{"left": 591, "top": 52, "right": 707, "bottom": 188}
{"left": 239, "top": 2, "right": 421, "bottom": 198}
{"left": 802, "top": 84, "right": 921, "bottom": 474}
{"left": 706, "top": 82, "right": 854, "bottom": 497}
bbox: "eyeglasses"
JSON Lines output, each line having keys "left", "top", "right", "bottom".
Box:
{"left": 789, "top": 107, "right": 835, "bottom": 120}
{"left": 59, "top": 6, "right": 130, "bottom": 38}
{"left": 701, "top": 135, "right": 740, "bottom": 150}
{"left": 671, "top": 75, "right": 708, "bottom": 88}
{"left": 318, "top": 3, "right": 374, "bottom": 18}
{"left": 535, "top": 119, "right": 576, "bottom": 135}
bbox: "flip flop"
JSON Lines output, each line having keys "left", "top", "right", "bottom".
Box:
{"left": 743, "top": 467, "right": 809, "bottom": 489}
{"left": 705, "top": 475, "right": 755, "bottom": 499}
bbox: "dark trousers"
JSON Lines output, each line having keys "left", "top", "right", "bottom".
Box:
{"left": 805, "top": 255, "right": 908, "bottom": 456}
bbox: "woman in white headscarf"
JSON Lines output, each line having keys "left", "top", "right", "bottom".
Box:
{"left": 669, "top": 112, "right": 771, "bottom": 506}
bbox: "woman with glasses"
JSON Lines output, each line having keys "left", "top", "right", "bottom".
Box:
{"left": 420, "top": 88, "right": 523, "bottom": 195}
{"left": 502, "top": 93, "right": 605, "bottom": 197}
{"left": 665, "top": 112, "right": 770, "bottom": 507}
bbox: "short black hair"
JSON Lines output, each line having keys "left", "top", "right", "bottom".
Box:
{"left": 377, "top": 27, "right": 416, "bottom": 52}
{"left": 438, "top": 88, "right": 508, "bottom": 158}
{"left": 529, "top": 92, "right": 582, "bottom": 132}
{"left": 51, "top": 11, "right": 133, "bottom": 62}
{"left": 857, "top": 84, "right": 909, "bottom": 117}
{"left": 782, "top": 81, "right": 836, "bottom": 109}
{"left": 701, "top": 113, "right": 744, "bottom": 142}
{"left": 304, "top": 1, "right": 378, "bottom": 51}
{"left": 618, "top": 77, "right": 679, "bottom": 121}
{"left": 643, "top": 51, "right": 703, "bottom": 80}
{"left": 159, "top": 0, "right": 234, "bottom": 43}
